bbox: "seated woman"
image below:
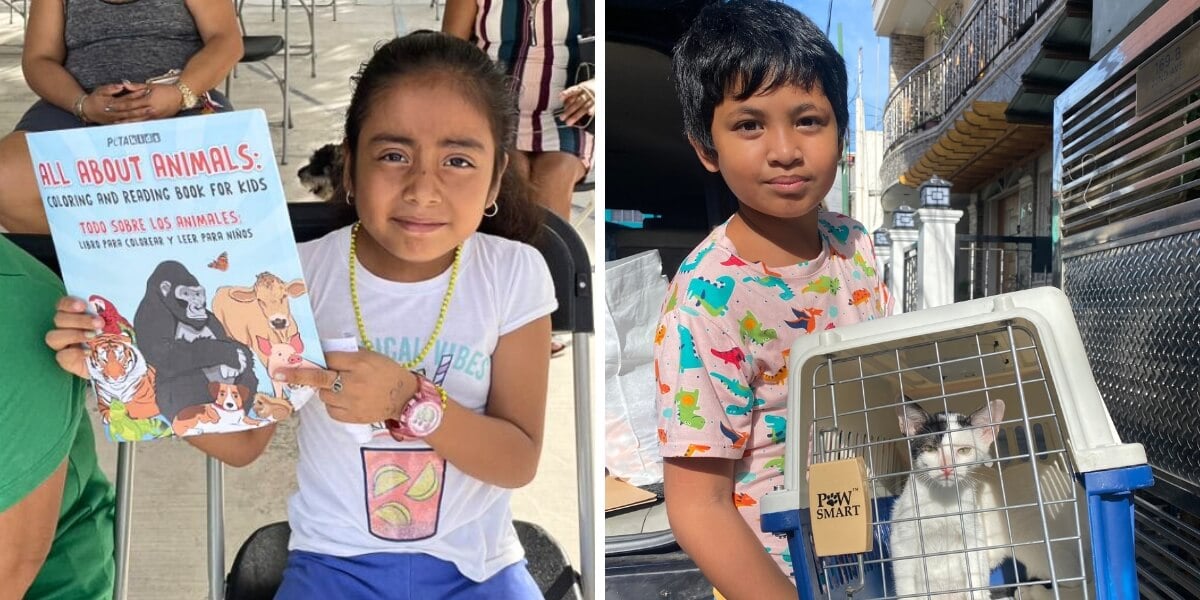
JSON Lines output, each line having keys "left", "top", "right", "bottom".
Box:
{"left": 0, "top": 0, "right": 243, "bottom": 234}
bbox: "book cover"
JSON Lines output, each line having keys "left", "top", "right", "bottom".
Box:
{"left": 27, "top": 110, "right": 324, "bottom": 442}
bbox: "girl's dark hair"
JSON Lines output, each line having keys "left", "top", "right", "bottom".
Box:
{"left": 341, "top": 30, "right": 542, "bottom": 243}
{"left": 673, "top": 0, "right": 849, "bottom": 158}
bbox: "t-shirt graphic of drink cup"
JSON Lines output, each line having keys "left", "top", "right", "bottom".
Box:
{"left": 361, "top": 354, "right": 451, "bottom": 541}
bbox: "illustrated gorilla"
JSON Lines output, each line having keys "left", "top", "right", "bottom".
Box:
{"left": 134, "top": 261, "right": 259, "bottom": 424}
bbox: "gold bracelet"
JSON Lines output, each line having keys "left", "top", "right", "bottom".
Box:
{"left": 74, "top": 92, "right": 91, "bottom": 124}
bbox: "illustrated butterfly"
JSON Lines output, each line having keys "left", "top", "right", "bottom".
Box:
{"left": 208, "top": 251, "right": 229, "bottom": 271}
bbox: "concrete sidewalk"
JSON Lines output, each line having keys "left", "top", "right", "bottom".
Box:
{"left": 0, "top": 2, "right": 594, "bottom": 597}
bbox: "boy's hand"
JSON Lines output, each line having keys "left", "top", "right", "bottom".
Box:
{"left": 44, "top": 296, "right": 103, "bottom": 379}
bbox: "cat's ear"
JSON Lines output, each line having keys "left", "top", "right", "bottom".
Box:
{"left": 896, "top": 398, "right": 929, "bottom": 437}
{"left": 970, "top": 399, "right": 1006, "bottom": 446}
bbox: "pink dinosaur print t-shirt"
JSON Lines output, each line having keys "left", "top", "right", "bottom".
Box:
{"left": 655, "top": 212, "right": 892, "bottom": 576}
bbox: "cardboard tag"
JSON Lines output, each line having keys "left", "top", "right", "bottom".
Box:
{"left": 807, "top": 457, "right": 872, "bottom": 557}
{"left": 604, "top": 475, "right": 658, "bottom": 513}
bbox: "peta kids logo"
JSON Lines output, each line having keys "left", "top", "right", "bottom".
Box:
{"left": 815, "top": 488, "right": 861, "bottom": 519}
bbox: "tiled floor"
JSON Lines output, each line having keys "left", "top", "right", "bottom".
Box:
{"left": 0, "top": 1, "right": 595, "bottom": 597}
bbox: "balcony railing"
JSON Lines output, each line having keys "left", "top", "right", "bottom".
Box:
{"left": 882, "top": 0, "right": 1052, "bottom": 152}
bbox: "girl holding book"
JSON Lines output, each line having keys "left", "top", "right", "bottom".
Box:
{"left": 45, "top": 31, "right": 556, "bottom": 599}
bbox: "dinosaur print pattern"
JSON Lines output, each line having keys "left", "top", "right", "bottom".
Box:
{"left": 678, "top": 243, "right": 714, "bottom": 273}
{"left": 653, "top": 212, "right": 892, "bottom": 575}
{"left": 853, "top": 251, "right": 877, "bottom": 277}
{"left": 710, "top": 346, "right": 746, "bottom": 367}
{"left": 784, "top": 307, "right": 824, "bottom": 332}
{"left": 678, "top": 324, "right": 703, "bottom": 372}
{"left": 802, "top": 275, "right": 841, "bottom": 295}
{"left": 821, "top": 219, "right": 851, "bottom": 244}
{"left": 687, "top": 275, "right": 736, "bottom": 317}
{"left": 675, "top": 388, "right": 704, "bottom": 429}
{"left": 739, "top": 311, "right": 778, "bottom": 345}
{"left": 742, "top": 275, "right": 795, "bottom": 300}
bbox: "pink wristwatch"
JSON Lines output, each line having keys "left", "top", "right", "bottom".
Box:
{"left": 388, "top": 374, "right": 444, "bottom": 439}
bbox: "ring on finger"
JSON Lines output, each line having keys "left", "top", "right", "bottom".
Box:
{"left": 331, "top": 371, "right": 344, "bottom": 393}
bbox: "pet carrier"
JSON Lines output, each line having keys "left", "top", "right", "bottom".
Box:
{"left": 760, "top": 287, "right": 1152, "bottom": 600}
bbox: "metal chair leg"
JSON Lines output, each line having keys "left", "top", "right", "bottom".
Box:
{"left": 113, "top": 442, "right": 135, "bottom": 600}
{"left": 207, "top": 456, "right": 226, "bottom": 600}
{"left": 571, "top": 331, "right": 594, "bottom": 600}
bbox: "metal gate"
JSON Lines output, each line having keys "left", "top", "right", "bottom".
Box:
{"left": 903, "top": 246, "right": 918, "bottom": 312}
{"left": 1054, "top": 2, "right": 1200, "bottom": 596}
{"left": 957, "top": 235, "right": 1054, "bottom": 300}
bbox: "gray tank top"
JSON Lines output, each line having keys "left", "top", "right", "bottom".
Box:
{"left": 64, "top": 0, "right": 203, "bottom": 92}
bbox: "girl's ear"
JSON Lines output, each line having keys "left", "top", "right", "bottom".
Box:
{"left": 494, "top": 150, "right": 510, "bottom": 186}
{"left": 486, "top": 151, "right": 510, "bottom": 206}
{"left": 688, "top": 136, "right": 720, "bottom": 173}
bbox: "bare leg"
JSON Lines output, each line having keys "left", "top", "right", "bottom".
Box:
{"left": 0, "top": 131, "right": 49, "bottom": 234}
{"left": 526, "top": 150, "right": 586, "bottom": 221}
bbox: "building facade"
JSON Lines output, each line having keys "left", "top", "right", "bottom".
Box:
{"left": 873, "top": 0, "right": 1094, "bottom": 303}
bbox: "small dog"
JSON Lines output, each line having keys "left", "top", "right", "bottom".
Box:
{"left": 172, "top": 382, "right": 262, "bottom": 436}
{"left": 297, "top": 143, "right": 346, "bottom": 203}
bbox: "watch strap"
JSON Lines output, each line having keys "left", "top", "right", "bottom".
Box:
{"left": 176, "top": 81, "right": 199, "bottom": 110}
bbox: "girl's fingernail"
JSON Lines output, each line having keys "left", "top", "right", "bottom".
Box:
{"left": 85, "top": 331, "right": 98, "bottom": 339}
{"left": 273, "top": 373, "right": 286, "bottom": 382}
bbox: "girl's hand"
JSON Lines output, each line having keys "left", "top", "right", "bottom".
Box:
{"left": 106, "top": 83, "right": 184, "bottom": 124}
{"left": 558, "top": 80, "right": 595, "bottom": 127}
{"left": 44, "top": 296, "right": 103, "bottom": 379}
{"left": 275, "top": 350, "right": 420, "bottom": 424}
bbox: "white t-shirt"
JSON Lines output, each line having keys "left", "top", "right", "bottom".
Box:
{"left": 289, "top": 226, "right": 557, "bottom": 582}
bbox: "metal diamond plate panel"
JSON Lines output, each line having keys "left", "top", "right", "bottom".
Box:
{"left": 1064, "top": 231, "right": 1200, "bottom": 491}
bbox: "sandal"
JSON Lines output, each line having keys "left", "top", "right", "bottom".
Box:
{"left": 551, "top": 334, "right": 572, "bottom": 358}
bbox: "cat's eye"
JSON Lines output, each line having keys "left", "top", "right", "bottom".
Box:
{"left": 956, "top": 447, "right": 972, "bottom": 456}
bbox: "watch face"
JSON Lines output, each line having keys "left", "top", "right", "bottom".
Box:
{"left": 407, "top": 400, "right": 443, "bottom": 437}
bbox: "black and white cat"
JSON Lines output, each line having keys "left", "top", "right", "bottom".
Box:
{"left": 888, "top": 398, "right": 1087, "bottom": 600}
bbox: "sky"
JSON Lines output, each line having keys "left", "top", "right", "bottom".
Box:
{"left": 783, "top": 0, "right": 891, "bottom": 151}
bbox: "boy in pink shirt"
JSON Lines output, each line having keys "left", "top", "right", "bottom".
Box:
{"left": 654, "top": 2, "right": 892, "bottom": 598}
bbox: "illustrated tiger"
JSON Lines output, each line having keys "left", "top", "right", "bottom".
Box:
{"left": 86, "top": 333, "right": 160, "bottom": 422}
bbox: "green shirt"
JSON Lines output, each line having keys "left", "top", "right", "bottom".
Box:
{"left": 0, "top": 235, "right": 114, "bottom": 599}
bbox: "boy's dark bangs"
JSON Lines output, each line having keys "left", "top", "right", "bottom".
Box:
{"left": 722, "top": 47, "right": 821, "bottom": 101}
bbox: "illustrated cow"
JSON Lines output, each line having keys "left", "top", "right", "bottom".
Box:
{"left": 213, "top": 272, "right": 307, "bottom": 366}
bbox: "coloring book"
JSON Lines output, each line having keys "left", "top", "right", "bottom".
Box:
{"left": 28, "top": 110, "right": 324, "bottom": 442}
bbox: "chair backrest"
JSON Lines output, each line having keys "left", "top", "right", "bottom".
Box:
{"left": 223, "top": 521, "right": 291, "bottom": 600}
{"left": 516, "top": 520, "right": 582, "bottom": 600}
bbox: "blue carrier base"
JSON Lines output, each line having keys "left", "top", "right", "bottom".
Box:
{"left": 1083, "top": 464, "right": 1154, "bottom": 600}
{"left": 762, "top": 465, "right": 1152, "bottom": 600}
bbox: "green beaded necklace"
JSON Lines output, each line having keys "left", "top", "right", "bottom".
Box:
{"left": 348, "top": 222, "right": 462, "bottom": 368}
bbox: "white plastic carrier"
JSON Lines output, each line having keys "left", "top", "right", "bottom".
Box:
{"left": 760, "top": 287, "right": 1152, "bottom": 600}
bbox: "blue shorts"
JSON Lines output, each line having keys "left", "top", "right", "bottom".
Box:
{"left": 274, "top": 550, "right": 541, "bottom": 600}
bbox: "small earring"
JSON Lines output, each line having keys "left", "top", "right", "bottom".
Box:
{"left": 483, "top": 201, "right": 499, "bottom": 217}
{"left": 345, "top": 192, "right": 354, "bottom": 206}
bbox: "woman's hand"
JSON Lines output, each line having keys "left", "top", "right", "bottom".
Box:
{"left": 558, "top": 80, "right": 595, "bottom": 127}
{"left": 275, "top": 351, "right": 419, "bottom": 424}
{"left": 103, "top": 83, "right": 185, "bottom": 124}
{"left": 44, "top": 296, "right": 103, "bottom": 379}
{"left": 78, "top": 83, "right": 144, "bottom": 125}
